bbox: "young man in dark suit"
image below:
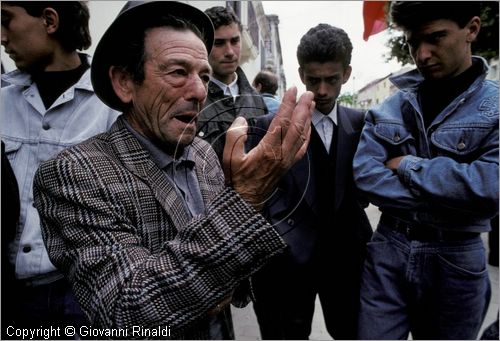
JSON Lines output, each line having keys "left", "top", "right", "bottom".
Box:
{"left": 250, "top": 23, "right": 372, "bottom": 340}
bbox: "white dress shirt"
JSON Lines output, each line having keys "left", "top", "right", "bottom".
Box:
{"left": 312, "top": 102, "right": 338, "bottom": 153}
{"left": 210, "top": 73, "right": 239, "bottom": 100}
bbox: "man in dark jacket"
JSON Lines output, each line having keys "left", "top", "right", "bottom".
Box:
{"left": 197, "top": 6, "right": 268, "bottom": 159}
{"left": 250, "top": 24, "right": 373, "bottom": 340}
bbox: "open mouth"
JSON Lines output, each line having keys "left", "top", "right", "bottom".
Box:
{"left": 175, "top": 114, "right": 196, "bottom": 124}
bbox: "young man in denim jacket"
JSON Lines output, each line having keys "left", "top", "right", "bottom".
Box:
{"left": 353, "top": 1, "right": 498, "bottom": 339}
{"left": 1, "top": 1, "right": 119, "bottom": 334}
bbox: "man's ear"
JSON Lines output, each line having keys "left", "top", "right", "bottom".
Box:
{"left": 466, "top": 16, "right": 481, "bottom": 43}
{"left": 42, "top": 8, "right": 59, "bottom": 34}
{"left": 342, "top": 65, "right": 352, "bottom": 84}
{"left": 109, "top": 66, "right": 134, "bottom": 105}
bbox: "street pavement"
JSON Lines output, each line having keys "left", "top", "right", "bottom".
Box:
{"left": 232, "top": 205, "right": 499, "bottom": 339}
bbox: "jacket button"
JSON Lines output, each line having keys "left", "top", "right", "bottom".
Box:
{"left": 457, "top": 142, "right": 466, "bottom": 150}
{"left": 42, "top": 123, "right": 50, "bottom": 130}
{"left": 394, "top": 134, "right": 401, "bottom": 142}
{"left": 22, "top": 245, "right": 31, "bottom": 253}
{"left": 198, "top": 131, "right": 205, "bottom": 137}
{"left": 287, "top": 218, "right": 295, "bottom": 226}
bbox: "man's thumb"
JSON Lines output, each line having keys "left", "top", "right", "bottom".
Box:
{"left": 222, "top": 116, "right": 248, "bottom": 175}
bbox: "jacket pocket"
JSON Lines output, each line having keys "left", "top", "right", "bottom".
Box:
{"left": 374, "top": 122, "right": 416, "bottom": 155}
{"left": 374, "top": 122, "right": 414, "bottom": 145}
{"left": 431, "top": 125, "right": 494, "bottom": 158}
{"left": 3, "top": 139, "right": 22, "bottom": 163}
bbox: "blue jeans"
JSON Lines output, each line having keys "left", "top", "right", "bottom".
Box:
{"left": 358, "top": 222, "right": 491, "bottom": 340}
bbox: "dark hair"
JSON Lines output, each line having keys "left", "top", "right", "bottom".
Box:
{"left": 3, "top": 1, "right": 91, "bottom": 51}
{"left": 112, "top": 14, "right": 205, "bottom": 85}
{"left": 296, "top": 23, "right": 352, "bottom": 69}
{"left": 204, "top": 6, "right": 242, "bottom": 31}
{"left": 390, "top": 1, "right": 481, "bottom": 30}
{"left": 253, "top": 70, "right": 278, "bottom": 95}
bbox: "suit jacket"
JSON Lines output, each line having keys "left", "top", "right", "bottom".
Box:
{"left": 249, "top": 105, "right": 372, "bottom": 265}
{"left": 33, "top": 117, "right": 286, "bottom": 339}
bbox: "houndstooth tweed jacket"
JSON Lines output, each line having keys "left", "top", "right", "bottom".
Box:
{"left": 33, "top": 116, "right": 286, "bottom": 339}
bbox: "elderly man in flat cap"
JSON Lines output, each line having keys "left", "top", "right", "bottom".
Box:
{"left": 33, "top": 1, "right": 314, "bottom": 339}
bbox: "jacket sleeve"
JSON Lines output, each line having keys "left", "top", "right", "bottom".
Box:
{"left": 353, "top": 115, "right": 425, "bottom": 211}
{"left": 354, "top": 106, "right": 499, "bottom": 219}
{"left": 33, "top": 153, "right": 286, "bottom": 333}
{"left": 397, "top": 124, "right": 499, "bottom": 217}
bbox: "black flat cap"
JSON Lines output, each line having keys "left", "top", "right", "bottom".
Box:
{"left": 91, "top": 1, "right": 214, "bottom": 111}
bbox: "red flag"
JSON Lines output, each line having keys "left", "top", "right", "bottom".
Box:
{"left": 363, "top": 1, "right": 388, "bottom": 41}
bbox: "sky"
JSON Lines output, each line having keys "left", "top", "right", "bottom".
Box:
{"left": 2, "top": 1, "right": 408, "bottom": 94}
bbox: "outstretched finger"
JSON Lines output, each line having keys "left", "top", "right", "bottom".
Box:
{"left": 265, "top": 87, "right": 298, "bottom": 144}
{"left": 281, "top": 91, "right": 314, "bottom": 162}
{"left": 222, "top": 116, "right": 248, "bottom": 183}
{"left": 293, "top": 119, "right": 311, "bottom": 164}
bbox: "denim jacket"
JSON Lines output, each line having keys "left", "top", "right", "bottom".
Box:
{"left": 1, "top": 55, "right": 120, "bottom": 283}
{"left": 353, "top": 57, "right": 498, "bottom": 233}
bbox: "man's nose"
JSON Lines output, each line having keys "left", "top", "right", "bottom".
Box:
{"left": 186, "top": 75, "right": 208, "bottom": 102}
{"left": 415, "top": 43, "right": 432, "bottom": 64}
{"left": 317, "top": 81, "right": 329, "bottom": 96}
{"left": 223, "top": 42, "right": 235, "bottom": 58}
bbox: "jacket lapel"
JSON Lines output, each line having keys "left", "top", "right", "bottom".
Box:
{"left": 110, "top": 118, "right": 191, "bottom": 229}
{"left": 190, "top": 138, "right": 225, "bottom": 208}
{"left": 334, "top": 106, "right": 358, "bottom": 211}
{"left": 290, "top": 126, "right": 319, "bottom": 215}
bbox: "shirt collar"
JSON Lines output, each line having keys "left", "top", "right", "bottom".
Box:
{"left": 312, "top": 101, "right": 338, "bottom": 127}
{"left": 210, "top": 73, "right": 239, "bottom": 97}
{"left": 122, "top": 118, "right": 195, "bottom": 170}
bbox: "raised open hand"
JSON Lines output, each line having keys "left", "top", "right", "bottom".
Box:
{"left": 223, "top": 87, "right": 314, "bottom": 210}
